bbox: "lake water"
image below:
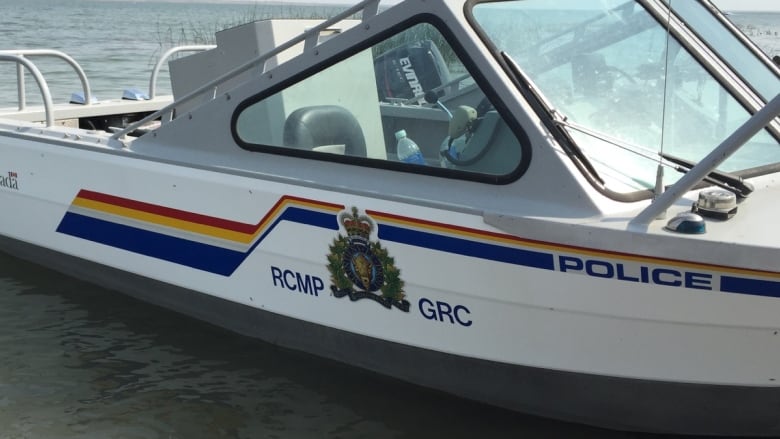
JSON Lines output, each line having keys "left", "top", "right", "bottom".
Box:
{"left": 0, "top": 0, "right": 347, "bottom": 105}
{"left": 728, "top": 11, "right": 780, "bottom": 58}
{"left": 0, "top": 1, "right": 778, "bottom": 438}
{"left": 0, "top": 0, "right": 777, "bottom": 106}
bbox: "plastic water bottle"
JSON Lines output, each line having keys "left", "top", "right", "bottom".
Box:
{"left": 395, "top": 130, "right": 426, "bottom": 165}
{"left": 439, "top": 135, "right": 467, "bottom": 168}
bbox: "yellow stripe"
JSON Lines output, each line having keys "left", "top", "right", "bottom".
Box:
{"left": 72, "top": 196, "right": 342, "bottom": 245}
{"left": 73, "top": 197, "right": 257, "bottom": 244}
{"left": 373, "top": 212, "right": 780, "bottom": 279}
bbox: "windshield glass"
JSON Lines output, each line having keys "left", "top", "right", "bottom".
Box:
{"left": 471, "top": 0, "right": 780, "bottom": 192}
{"left": 234, "top": 22, "right": 529, "bottom": 180}
{"left": 668, "top": 0, "right": 779, "bottom": 102}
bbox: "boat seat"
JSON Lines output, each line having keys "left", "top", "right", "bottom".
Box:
{"left": 283, "top": 105, "right": 367, "bottom": 157}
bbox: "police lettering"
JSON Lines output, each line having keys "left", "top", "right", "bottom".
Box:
{"left": 419, "top": 298, "right": 472, "bottom": 327}
{"left": 271, "top": 266, "right": 324, "bottom": 296}
{"left": 558, "top": 256, "right": 712, "bottom": 290}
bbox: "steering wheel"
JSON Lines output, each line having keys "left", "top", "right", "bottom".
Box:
{"left": 441, "top": 101, "right": 498, "bottom": 167}
{"left": 475, "top": 95, "right": 493, "bottom": 117}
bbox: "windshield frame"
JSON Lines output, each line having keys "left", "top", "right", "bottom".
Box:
{"left": 230, "top": 12, "right": 535, "bottom": 185}
{"left": 668, "top": 0, "right": 780, "bottom": 103}
{"left": 464, "top": 0, "right": 780, "bottom": 201}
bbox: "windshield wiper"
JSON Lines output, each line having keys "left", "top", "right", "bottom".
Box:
{"left": 660, "top": 153, "right": 754, "bottom": 198}
{"left": 500, "top": 51, "right": 604, "bottom": 185}
{"left": 501, "top": 50, "right": 757, "bottom": 200}
{"left": 542, "top": 110, "right": 755, "bottom": 199}
{"left": 552, "top": 115, "right": 756, "bottom": 198}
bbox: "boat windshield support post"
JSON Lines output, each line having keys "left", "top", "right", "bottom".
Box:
{"left": 629, "top": 93, "right": 780, "bottom": 230}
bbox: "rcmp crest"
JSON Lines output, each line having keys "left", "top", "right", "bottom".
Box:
{"left": 327, "top": 207, "right": 409, "bottom": 312}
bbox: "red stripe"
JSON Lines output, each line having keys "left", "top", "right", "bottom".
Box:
{"left": 78, "top": 189, "right": 256, "bottom": 233}
{"left": 76, "top": 190, "right": 342, "bottom": 235}
{"left": 367, "top": 209, "right": 780, "bottom": 275}
{"left": 366, "top": 209, "right": 524, "bottom": 241}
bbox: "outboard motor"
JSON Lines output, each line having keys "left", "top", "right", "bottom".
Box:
{"left": 374, "top": 40, "right": 451, "bottom": 101}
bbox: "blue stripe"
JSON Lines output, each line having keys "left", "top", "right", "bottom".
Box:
{"left": 57, "top": 213, "right": 245, "bottom": 276}
{"left": 283, "top": 207, "right": 339, "bottom": 230}
{"left": 376, "top": 224, "right": 555, "bottom": 270}
{"left": 721, "top": 276, "right": 780, "bottom": 298}
{"left": 242, "top": 207, "right": 339, "bottom": 256}
{"left": 59, "top": 205, "right": 779, "bottom": 300}
{"left": 56, "top": 207, "right": 340, "bottom": 276}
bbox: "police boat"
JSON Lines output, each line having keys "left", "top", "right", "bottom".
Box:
{"left": 0, "top": 0, "right": 778, "bottom": 435}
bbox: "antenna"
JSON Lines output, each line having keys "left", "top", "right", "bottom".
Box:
{"left": 655, "top": 0, "right": 675, "bottom": 219}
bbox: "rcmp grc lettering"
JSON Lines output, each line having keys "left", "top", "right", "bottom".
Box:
{"left": 558, "top": 256, "right": 713, "bottom": 290}
{"left": 419, "top": 298, "right": 472, "bottom": 327}
{"left": 271, "top": 266, "right": 325, "bottom": 296}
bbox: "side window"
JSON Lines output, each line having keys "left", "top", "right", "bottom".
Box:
{"left": 234, "top": 23, "right": 527, "bottom": 178}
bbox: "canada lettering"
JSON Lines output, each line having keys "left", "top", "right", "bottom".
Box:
{"left": 0, "top": 171, "right": 18, "bottom": 190}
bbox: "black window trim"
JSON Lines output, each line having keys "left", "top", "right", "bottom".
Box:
{"left": 230, "top": 13, "right": 532, "bottom": 185}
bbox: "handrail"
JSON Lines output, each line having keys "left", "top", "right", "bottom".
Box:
{"left": 149, "top": 45, "right": 216, "bottom": 99}
{"left": 629, "top": 93, "right": 780, "bottom": 229}
{"left": 111, "top": 0, "right": 380, "bottom": 140}
{"left": 0, "top": 49, "right": 92, "bottom": 108}
{"left": 0, "top": 54, "right": 55, "bottom": 126}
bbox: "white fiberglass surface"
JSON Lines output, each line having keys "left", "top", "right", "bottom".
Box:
{"left": 472, "top": 0, "right": 780, "bottom": 191}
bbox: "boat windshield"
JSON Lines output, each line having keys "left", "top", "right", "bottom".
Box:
{"left": 470, "top": 0, "right": 780, "bottom": 192}
{"left": 666, "top": 0, "right": 780, "bottom": 102}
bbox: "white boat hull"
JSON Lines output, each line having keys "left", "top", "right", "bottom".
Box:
{"left": 1, "top": 136, "right": 779, "bottom": 435}
{"left": 1, "top": 0, "right": 779, "bottom": 433}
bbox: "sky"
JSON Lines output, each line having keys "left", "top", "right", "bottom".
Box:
{"left": 710, "top": 0, "right": 779, "bottom": 11}
{"left": 116, "top": 0, "right": 780, "bottom": 12}
{"left": 261, "top": 0, "right": 778, "bottom": 12}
